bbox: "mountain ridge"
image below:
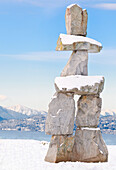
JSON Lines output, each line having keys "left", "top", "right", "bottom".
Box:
{"left": 0, "top": 105, "right": 47, "bottom": 120}
{"left": 0, "top": 106, "right": 28, "bottom": 120}
{"left": 7, "top": 104, "right": 47, "bottom": 117}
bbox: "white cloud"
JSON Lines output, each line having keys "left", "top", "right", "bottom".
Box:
{"left": 89, "top": 48, "right": 116, "bottom": 65}
{"left": 0, "top": 0, "right": 78, "bottom": 8}
{"left": 92, "top": 3, "right": 116, "bottom": 10}
{"left": 0, "top": 95, "right": 7, "bottom": 101}
{"left": 1, "top": 0, "right": 116, "bottom": 13}
{"left": 0, "top": 51, "right": 71, "bottom": 61}
{"left": 0, "top": 0, "right": 115, "bottom": 9}
{"left": 0, "top": 48, "right": 116, "bottom": 65}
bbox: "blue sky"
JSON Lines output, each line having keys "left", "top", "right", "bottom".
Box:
{"left": 0, "top": 0, "right": 116, "bottom": 111}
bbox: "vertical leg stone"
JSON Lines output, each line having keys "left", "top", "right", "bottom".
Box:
{"left": 72, "top": 128, "right": 108, "bottom": 162}
{"left": 73, "top": 94, "right": 108, "bottom": 162}
{"left": 76, "top": 95, "right": 102, "bottom": 127}
{"left": 45, "top": 92, "right": 75, "bottom": 135}
{"left": 61, "top": 50, "right": 88, "bottom": 76}
{"left": 45, "top": 92, "right": 75, "bottom": 163}
{"left": 45, "top": 135, "right": 74, "bottom": 163}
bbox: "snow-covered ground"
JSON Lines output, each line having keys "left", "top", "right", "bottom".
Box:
{"left": 0, "top": 139, "right": 116, "bottom": 170}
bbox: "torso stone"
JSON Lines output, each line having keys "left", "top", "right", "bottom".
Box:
{"left": 61, "top": 50, "right": 88, "bottom": 76}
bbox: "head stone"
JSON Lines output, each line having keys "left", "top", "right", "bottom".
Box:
{"left": 65, "top": 4, "right": 88, "bottom": 36}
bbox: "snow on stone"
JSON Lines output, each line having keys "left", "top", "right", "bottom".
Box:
{"left": 100, "top": 150, "right": 104, "bottom": 154}
{"left": 0, "top": 139, "right": 116, "bottom": 170}
{"left": 60, "top": 34, "right": 102, "bottom": 47}
{"left": 80, "top": 127, "right": 100, "bottom": 131}
{"left": 55, "top": 75, "right": 104, "bottom": 91}
{"left": 67, "top": 4, "right": 80, "bottom": 9}
{"left": 57, "top": 109, "right": 62, "bottom": 115}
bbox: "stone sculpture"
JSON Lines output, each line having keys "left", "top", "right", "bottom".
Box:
{"left": 45, "top": 4, "right": 108, "bottom": 163}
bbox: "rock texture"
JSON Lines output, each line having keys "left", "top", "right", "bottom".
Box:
{"left": 76, "top": 95, "right": 102, "bottom": 127}
{"left": 72, "top": 128, "right": 108, "bottom": 162}
{"left": 65, "top": 4, "right": 88, "bottom": 36}
{"left": 55, "top": 75, "right": 104, "bottom": 95}
{"left": 45, "top": 135, "right": 74, "bottom": 163}
{"left": 45, "top": 93, "right": 75, "bottom": 135}
{"left": 61, "top": 50, "right": 88, "bottom": 76}
{"left": 56, "top": 34, "right": 102, "bottom": 53}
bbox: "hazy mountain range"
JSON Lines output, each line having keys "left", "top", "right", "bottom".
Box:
{"left": 0, "top": 105, "right": 115, "bottom": 134}
{"left": 0, "top": 105, "right": 47, "bottom": 120}
{"left": 0, "top": 105, "right": 115, "bottom": 120}
{"left": 8, "top": 105, "right": 47, "bottom": 117}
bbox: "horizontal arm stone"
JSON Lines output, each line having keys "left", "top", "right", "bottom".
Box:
{"left": 56, "top": 34, "right": 102, "bottom": 53}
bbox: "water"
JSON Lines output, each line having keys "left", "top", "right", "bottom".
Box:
{"left": 0, "top": 130, "right": 51, "bottom": 142}
{"left": 102, "top": 134, "right": 116, "bottom": 145}
{"left": 0, "top": 130, "right": 115, "bottom": 145}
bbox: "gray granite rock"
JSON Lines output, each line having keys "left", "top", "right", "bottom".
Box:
{"left": 76, "top": 95, "right": 102, "bottom": 127}
{"left": 45, "top": 135, "right": 74, "bottom": 163}
{"left": 45, "top": 93, "right": 75, "bottom": 135}
{"left": 65, "top": 4, "right": 88, "bottom": 36}
{"left": 61, "top": 50, "right": 88, "bottom": 76}
{"left": 72, "top": 128, "right": 108, "bottom": 162}
{"left": 56, "top": 34, "right": 102, "bottom": 53}
{"left": 55, "top": 75, "right": 104, "bottom": 95}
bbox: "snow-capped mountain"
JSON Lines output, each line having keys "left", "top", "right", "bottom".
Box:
{"left": 0, "top": 106, "right": 28, "bottom": 120}
{"left": 7, "top": 104, "right": 47, "bottom": 117}
{"left": 0, "top": 105, "right": 47, "bottom": 121}
{"left": 100, "top": 109, "right": 116, "bottom": 117}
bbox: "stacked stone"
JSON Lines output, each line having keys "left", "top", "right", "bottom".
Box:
{"left": 45, "top": 4, "right": 108, "bottom": 163}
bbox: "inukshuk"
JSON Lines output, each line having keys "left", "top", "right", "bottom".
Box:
{"left": 45, "top": 4, "right": 108, "bottom": 163}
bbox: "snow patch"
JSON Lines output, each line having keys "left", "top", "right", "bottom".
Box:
{"left": 60, "top": 34, "right": 102, "bottom": 47}
{"left": 57, "top": 109, "right": 62, "bottom": 115}
{"left": 55, "top": 75, "right": 104, "bottom": 91}
{"left": 0, "top": 139, "right": 115, "bottom": 170}
{"left": 80, "top": 127, "right": 100, "bottom": 131}
{"left": 67, "top": 4, "right": 81, "bottom": 9}
{"left": 100, "top": 150, "right": 103, "bottom": 154}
